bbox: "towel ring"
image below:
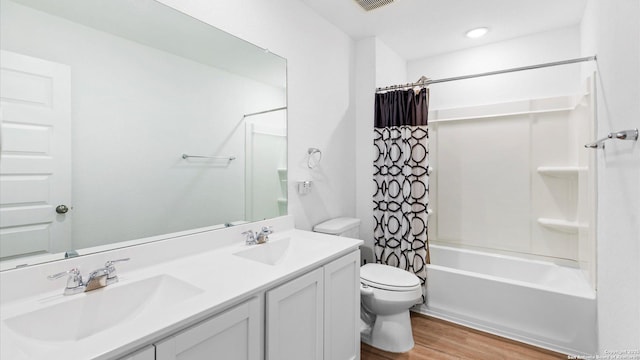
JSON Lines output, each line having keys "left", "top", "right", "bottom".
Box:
{"left": 308, "top": 148, "right": 322, "bottom": 169}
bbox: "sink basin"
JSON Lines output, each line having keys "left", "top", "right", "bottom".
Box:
{"left": 233, "top": 238, "right": 292, "bottom": 265}
{"left": 4, "top": 275, "right": 203, "bottom": 342}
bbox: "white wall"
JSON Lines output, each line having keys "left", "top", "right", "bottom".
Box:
{"left": 157, "top": 0, "right": 356, "bottom": 232}
{"left": 580, "top": 0, "right": 640, "bottom": 352}
{"left": 354, "top": 38, "right": 406, "bottom": 263}
{"left": 374, "top": 39, "right": 408, "bottom": 88}
{"left": 408, "top": 26, "right": 582, "bottom": 110}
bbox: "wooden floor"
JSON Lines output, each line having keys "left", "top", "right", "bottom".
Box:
{"left": 361, "top": 313, "right": 566, "bottom": 360}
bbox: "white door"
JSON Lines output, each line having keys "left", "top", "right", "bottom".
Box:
{"left": 155, "top": 297, "right": 261, "bottom": 360}
{"left": 0, "top": 50, "right": 72, "bottom": 259}
{"left": 266, "top": 267, "right": 324, "bottom": 360}
{"left": 324, "top": 251, "right": 361, "bottom": 360}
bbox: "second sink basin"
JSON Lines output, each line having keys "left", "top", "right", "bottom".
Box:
{"left": 233, "top": 238, "right": 292, "bottom": 265}
{"left": 232, "top": 236, "right": 329, "bottom": 266}
{"left": 4, "top": 274, "right": 203, "bottom": 342}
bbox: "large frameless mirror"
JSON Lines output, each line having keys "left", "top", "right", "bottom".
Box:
{"left": 0, "top": 0, "right": 287, "bottom": 270}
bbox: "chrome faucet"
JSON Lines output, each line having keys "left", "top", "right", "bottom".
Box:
{"left": 85, "top": 267, "right": 109, "bottom": 292}
{"left": 47, "top": 258, "right": 130, "bottom": 295}
{"left": 242, "top": 226, "right": 273, "bottom": 245}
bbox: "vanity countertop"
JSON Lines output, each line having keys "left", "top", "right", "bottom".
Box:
{"left": 0, "top": 225, "right": 362, "bottom": 360}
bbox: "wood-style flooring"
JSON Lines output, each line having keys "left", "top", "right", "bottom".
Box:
{"left": 361, "top": 313, "right": 566, "bottom": 360}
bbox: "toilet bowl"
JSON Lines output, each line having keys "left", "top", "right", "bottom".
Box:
{"left": 313, "top": 217, "right": 423, "bottom": 353}
{"left": 360, "top": 263, "right": 422, "bottom": 353}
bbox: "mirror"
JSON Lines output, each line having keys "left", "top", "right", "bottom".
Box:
{"left": 0, "top": 0, "right": 288, "bottom": 270}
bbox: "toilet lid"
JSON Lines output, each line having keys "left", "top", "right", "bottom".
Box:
{"left": 360, "top": 263, "right": 421, "bottom": 290}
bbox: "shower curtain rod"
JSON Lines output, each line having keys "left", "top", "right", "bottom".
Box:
{"left": 375, "top": 55, "right": 597, "bottom": 92}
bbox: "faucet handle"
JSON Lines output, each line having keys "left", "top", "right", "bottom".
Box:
{"left": 48, "top": 268, "right": 85, "bottom": 295}
{"left": 105, "top": 258, "right": 130, "bottom": 268}
{"left": 104, "top": 258, "right": 130, "bottom": 284}
{"left": 242, "top": 230, "right": 257, "bottom": 245}
{"left": 261, "top": 226, "right": 273, "bottom": 234}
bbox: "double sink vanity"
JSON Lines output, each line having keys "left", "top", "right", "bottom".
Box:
{"left": 0, "top": 216, "right": 363, "bottom": 360}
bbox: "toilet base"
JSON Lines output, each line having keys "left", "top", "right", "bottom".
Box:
{"left": 361, "top": 311, "right": 414, "bottom": 353}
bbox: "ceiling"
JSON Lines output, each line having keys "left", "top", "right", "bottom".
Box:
{"left": 300, "top": 0, "right": 587, "bottom": 60}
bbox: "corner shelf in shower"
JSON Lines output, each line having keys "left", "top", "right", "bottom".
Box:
{"left": 536, "top": 166, "right": 587, "bottom": 178}
{"left": 537, "top": 218, "right": 586, "bottom": 234}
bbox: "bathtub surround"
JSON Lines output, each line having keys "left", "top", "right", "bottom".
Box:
{"left": 373, "top": 88, "right": 430, "bottom": 287}
{"left": 426, "top": 92, "right": 596, "bottom": 274}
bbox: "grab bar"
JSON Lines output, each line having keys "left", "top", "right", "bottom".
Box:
{"left": 584, "top": 128, "right": 638, "bottom": 149}
{"left": 182, "top": 154, "right": 236, "bottom": 161}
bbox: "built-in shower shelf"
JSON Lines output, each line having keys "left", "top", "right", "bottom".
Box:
{"left": 537, "top": 218, "right": 585, "bottom": 234}
{"left": 537, "top": 166, "right": 587, "bottom": 178}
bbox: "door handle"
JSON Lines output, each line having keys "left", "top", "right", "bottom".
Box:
{"left": 56, "top": 204, "right": 69, "bottom": 214}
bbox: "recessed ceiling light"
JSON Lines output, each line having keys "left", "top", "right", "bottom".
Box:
{"left": 465, "top": 27, "right": 489, "bottom": 39}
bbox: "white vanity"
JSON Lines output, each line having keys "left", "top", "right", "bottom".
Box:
{"left": 0, "top": 216, "right": 363, "bottom": 360}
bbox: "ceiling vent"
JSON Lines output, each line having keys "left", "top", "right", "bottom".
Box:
{"left": 354, "top": 0, "right": 394, "bottom": 11}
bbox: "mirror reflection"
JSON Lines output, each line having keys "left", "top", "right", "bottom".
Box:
{"left": 0, "top": 0, "right": 288, "bottom": 269}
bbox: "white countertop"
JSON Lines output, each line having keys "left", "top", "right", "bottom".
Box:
{"left": 0, "top": 226, "right": 362, "bottom": 360}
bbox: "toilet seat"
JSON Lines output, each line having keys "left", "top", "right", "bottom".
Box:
{"left": 361, "top": 263, "right": 421, "bottom": 291}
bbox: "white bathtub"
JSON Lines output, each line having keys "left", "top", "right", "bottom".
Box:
{"left": 415, "top": 244, "right": 596, "bottom": 356}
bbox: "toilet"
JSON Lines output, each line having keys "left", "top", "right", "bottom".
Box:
{"left": 313, "top": 217, "right": 423, "bottom": 353}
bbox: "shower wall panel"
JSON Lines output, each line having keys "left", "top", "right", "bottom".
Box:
{"left": 429, "top": 94, "right": 595, "bottom": 269}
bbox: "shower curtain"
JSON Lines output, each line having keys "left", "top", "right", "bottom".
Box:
{"left": 373, "top": 88, "right": 430, "bottom": 289}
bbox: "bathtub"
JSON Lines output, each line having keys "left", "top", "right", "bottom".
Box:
{"left": 415, "top": 244, "right": 596, "bottom": 356}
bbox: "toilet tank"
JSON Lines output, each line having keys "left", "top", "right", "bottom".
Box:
{"left": 313, "top": 217, "right": 361, "bottom": 239}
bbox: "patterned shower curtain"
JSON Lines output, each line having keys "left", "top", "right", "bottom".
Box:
{"left": 373, "top": 88, "right": 430, "bottom": 289}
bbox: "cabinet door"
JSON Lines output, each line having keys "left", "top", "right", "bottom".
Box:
{"left": 119, "top": 345, "right": 155, "bottom": 360}
{"left": 156, "top": 297, "right": 261, "bottom": 360}
{"left": 324, "top": 251, "right": 360, "bottom": 360}
{"left": 266, "top": 268, "right": 323, "bottom": 360}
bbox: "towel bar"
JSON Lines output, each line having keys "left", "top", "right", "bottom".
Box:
{"left": 584, "top": 128, "right": 638, "bottom": 149}
{"left": 182, "top": 154, "right": 236, "bottom": 160}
